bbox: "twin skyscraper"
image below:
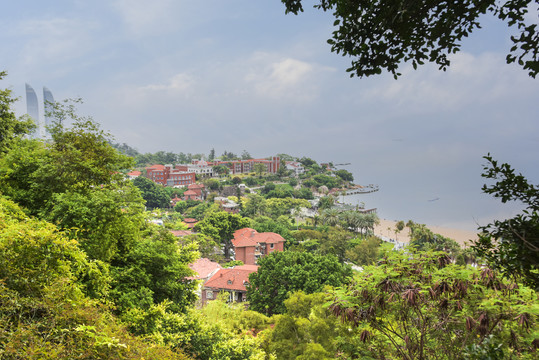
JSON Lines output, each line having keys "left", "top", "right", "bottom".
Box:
{"left": 25, "top": 83, "right": 55, "bottom": 139}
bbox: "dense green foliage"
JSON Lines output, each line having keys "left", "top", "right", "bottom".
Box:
{"left": 0, "top": 197, "right": 191, "bottom": 359}
{"left": 473, "top": 155, "right": 539, "bottom": 290}
{"left": 408, "top": 221, "right": 461, "bottom": 258}
{"left": 111, "top": 142, "right": 204, "bottom": 167}
{"left": 133, "top": 175, "right": 171, "bottom": 209}
{"left": 281, "top": 0, "right": 539, "bottom": 78}
{"left": 0, "top": 108, "right": 134, "bottom": 216}
{"left": 330, "top": 251, "right": 539, "bottom": 359}
{"left": 194, "top": 210, "right": 251, "bottom": 258}
{"left": 264, "top": 291, "right": 356, "bottom": 359}
{"left": 334, "top": 169, "right": 354, "bottom": 182}
{"left": 45, "top": 185, "right": 145, "bottom": 262}
{"left": 110, "top": 228, "right": 197, "bottom": 314}
{"left": 247, "top": 251, "right": 352, "bottom": 315}
{"left": 0, "top": 71, "right": 35, "bottom": 153}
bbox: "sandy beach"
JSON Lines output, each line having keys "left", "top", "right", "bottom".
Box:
{"left": 373, "top": 218, "right": 479, "bottom": 247}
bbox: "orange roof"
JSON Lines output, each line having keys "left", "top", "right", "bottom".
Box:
{"left": 255, "top": 232, "right": 286, "bottom": 244}
{"left": 127, "top": 170, "right": 142, "bottom": 176}
{"left": 188, "top": 183, "right": 205, "bottom": 189}
{"left": 234, "top": 227, "right": 256, "bottom": 238}
{"left": 204, "top": 265, "right": 258, "bottom": 291}
{"left": 170, "top": 230, "right": 192, "bottom": 237}
{"left": 184, "top": 218, "right": 197, "bottom": 223}
{"left": 231, "top": 228, "right": 286, "bottom": 248}
{"left": 146, "top": 164, "right": 165, "bottom": 170}
{"left": 184, "top": 190, "right": 197, "bottom": 195}
{"left": 187, "top": 258, "right": 222, "bottom": 280}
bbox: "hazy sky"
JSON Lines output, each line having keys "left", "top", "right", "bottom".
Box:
{"left": 1, "top": 1, "right": 538, "bottom": 231}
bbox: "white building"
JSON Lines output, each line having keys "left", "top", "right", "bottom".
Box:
{"left": 286, "top": 161, "right": 305, "bottom": 176}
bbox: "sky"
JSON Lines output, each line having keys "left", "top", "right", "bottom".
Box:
{"left": 1, "top": 1, "right": 538, "bottom": 231}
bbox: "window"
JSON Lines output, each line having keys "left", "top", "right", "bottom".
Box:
{"left": 206, "top": 290, "right": 213, "bottom": 299}
{"left": 270, "top": 243, "right": 274, "bottom": 249}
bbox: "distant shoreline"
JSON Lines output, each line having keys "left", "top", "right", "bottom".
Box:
{"left": 373, "top": 218, "right": 479, "bottom": 247}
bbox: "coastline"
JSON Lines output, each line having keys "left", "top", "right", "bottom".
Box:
{"left": 373, "top": 218, "right": 479, "bottom": 247}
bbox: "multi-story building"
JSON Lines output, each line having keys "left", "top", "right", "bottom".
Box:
{"left": 231, "top": 228, "right": 286, "bottom": 265}
{"left": 145, "top": 164, "right": 196, "bottom": 187}
{"left": 213, "top": 157, "right": 281, "bottom": 175}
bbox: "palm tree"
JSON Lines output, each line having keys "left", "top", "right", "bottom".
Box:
{"left": 311, "top": 214, "right": 320, "bottom": 228}
{"left": 365, "top": 213, "right": 380, "bottom": 235}
{"left": 340, "top": 211, "right": 362, "bottom": 233}
{"left": 321, "top": 208, "right": 341, "bottom": 226}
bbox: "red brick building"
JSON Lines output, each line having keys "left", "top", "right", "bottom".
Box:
{"left": 231, "top": 228, "right": 286, "bottom": 265}
{"left": 145, "top": 164, "right": 196, "bottom": 187}
{"left": 213, "top": 157, "right": 281, "bottom": 175}
{"left": 201, "top": 264, "right": 258, "bottom": 305}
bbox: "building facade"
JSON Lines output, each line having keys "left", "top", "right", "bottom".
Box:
{"left": 201, "top": 264, "right": 258, "bottom": 305}
{"left": 231, "top": 228, "right": 286, "bottom": 265}
{"left": 145, "top": 164, "right": 196, "bottom": 187}
{"left": 213, "top": 157, "right": 281, "bottom": 175}
{"left": 25, "top": 84, "right": 40, "bottom": 139}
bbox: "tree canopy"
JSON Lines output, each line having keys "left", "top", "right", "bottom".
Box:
{"left": 473, "top": 155, "right": 539, "bottom": 290}
{"left": 281, "top": 0, "right": 539, "bottom": 78}
{"left": 247, "top": 251, "right": 352, "bottom": 315}
{"left": 329, "top": 251, "right": 539, "bottom": 359}
{"left": 193, "top": 210, "right": 251, "bottom": 258}
{"left": 0, "top": 71, "right": 35, "bottom": 153}
{"left": 133, "top": 176, "right": 171, "bottom": 209}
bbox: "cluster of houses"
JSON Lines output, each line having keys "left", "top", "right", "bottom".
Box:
{"left": 125, "top": 157, "right": 307, "bottom": 209}
{"left": 125, "top": 157, "right": 307, "bottom": 305}
{"left": 186, "top": 228, "right": 286, "bottom": 306}
{"left": 127, "top": 157, "right": 307, "bottom": 189}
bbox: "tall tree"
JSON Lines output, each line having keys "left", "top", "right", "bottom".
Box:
{"left": 0, "top": 71, "right": 35, "bottom": 153}
{"left": 280, "top": 1, "right": 539, "bottom": 78}
{"left": 193, "top": 211, "right": 251, "bottom": 258}
{"left": 0, "top": 102, "right": 134, "bottom": 216}
{"left": 110, "top": 228, "right": 198, "bottom": 314}
{"left": 45, "top": 185, "right": 145, "bottom": 262}
{"left": 254, "top": 162, "right": 266, "bottom": 177}
{"left": 247, "top": 251, "right": 352, "bottom": 315}
{"left": 321, "top": 208, "right": 341, "bottom": 226}
{"left": 473, "top": 155, "right": 539, "bottom": 290}
{"left": 133, "top": 176, "right": 171, "bottom": 209}
{"left": 241, "top": 150, "right": 252, "bottom": 160}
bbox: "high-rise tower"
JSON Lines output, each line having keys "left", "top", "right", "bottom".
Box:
{"left": 25, "top": 84, "right": 55, "bottom": 139}
{"left": 43, "top": 86, "right": 55, "bottom": 132}
{"left": 25, "top": 83, "right": 40, "bottom": 138}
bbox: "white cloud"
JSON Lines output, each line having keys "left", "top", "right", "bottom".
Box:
{"left": 360, "top": 51, "right": 537, "bottom": 113}
{"left": 139, "top": 73, "right": 194, "bottom": 94}
{"left": 244, "top": 53, "right": 330, "bottom": 101}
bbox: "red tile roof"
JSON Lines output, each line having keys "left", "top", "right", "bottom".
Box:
{"left": 184, "top": 190, "right": 197, "bottom": 195}
{"left": 204, "top": 265, "right": 258, "bottom": 291}
{"left": 188, "top": 184, "right": 205, "bottom": 189}
{"left": 127, "top": 170, "right": 142, "bottom": 176}
{"left": 187, "top": 258, "right": 222, "bottom": 280}
{"left": 231, "top": 228, "right": 286, "bottom": 248}
{"left": 170, "top": 230, "right": 192, "bottom": 237}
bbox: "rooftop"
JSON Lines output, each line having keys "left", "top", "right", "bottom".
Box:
{"left": 204, "top": 265, "right": 258, "bottom": 291}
